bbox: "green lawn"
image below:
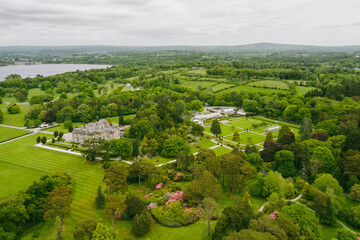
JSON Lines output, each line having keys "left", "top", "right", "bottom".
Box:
{"left": 0, "top": 133, "right": 105, "bottom": 238}
{"left": 226, "top": 118, "right": 261, "bottom": 130}
{"left": 225, "top": 131, "right": 265, "bottom": 145}
{"left": 141, "top": 156, "right": 173, "bottom": 166}
{"left": 190, "top": 137, "right": 217, "bottom": 153}
{"left": 0, "top": 126, "right": 30, "bottom": 142}
{"left": 212, "top": 146, "right": 232, "bottom": 156}
{"left": 247, "top": 80, "right": 289, "bottom": 90}
{"left": 204, "top": 124, "right": 235, "bottom": 136}
{"left": 1, "top": 105, "right": 34, "bottom": 127}
{"left": 44, "top": 122, "right": 84, "bottom": 133}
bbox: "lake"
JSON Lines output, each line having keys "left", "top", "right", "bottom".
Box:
{"left": 0, "top": 64, "right": 112, "bottom": 81}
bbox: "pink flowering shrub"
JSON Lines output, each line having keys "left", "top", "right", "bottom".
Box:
{"left": 155, "top": 183, "right": 163, "bottom": 190}
{"left": 151, "top": 201, "right": 202, "bottom": 227}
{"left": 166, "top": 191, "right": 184, "bottom": 206}
{"left": 269, "top": 211, "right": 278, "bottom": 219}
{"left": 144, "top": 193, "right": 153, "bottom": 199}
{"left": 173, "top": 173, "right": 184, "bottom": 181}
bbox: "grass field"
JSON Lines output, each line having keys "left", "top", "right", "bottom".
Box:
{"left": 226, "top": 118, "right": 261, "bottom": 130}
{"left": 212, "top": 146, "right": 232, "bottom": 156}
{"left": 211, "top": 83, "right": 236, "bottom": 92}
{"left": 219, "top": 85, "right": 289, "bottom": 94}
{"left": 0, "top": 105, "right": 34, "bottom": 127}
{"left": 190, "top": 137, "right": 217, "bottom": 153}
{"left": 247, "top": 80, "right": 289, "bottom": 90}
{"left": 204, "top": 124, "right": 235, "bottom": 136}
{"left": 180, "top": 80, "right": 216, "bottom": 91}
{"left": 0, "top": 133, "right": 105, "bottom": 238}
{"left": 186, "top": 69, "right": 207, "bottom": 75}
{"left": 296, "top": 86, "right": 316, "bottom": 95}
{"left": 44, "top": 123, "right": 84, "bottom": 133}
{"left": 0, "top": 126, "right": 30, "bottom": 142}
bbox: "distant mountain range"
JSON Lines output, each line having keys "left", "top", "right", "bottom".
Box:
{"left": 1, "top": 43, "right": 360, "bottom": 55}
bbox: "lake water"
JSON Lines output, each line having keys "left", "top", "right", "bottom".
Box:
{"left": 0, "top": 64, "right": 112, "bottom": 81}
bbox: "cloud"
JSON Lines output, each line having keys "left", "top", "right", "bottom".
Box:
{"left": 0, "top": 0, "right": 359, "bottom": 46}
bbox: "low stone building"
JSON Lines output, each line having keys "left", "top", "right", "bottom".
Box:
{"left": 72, "top": 119, "right": 124, "bottom": 144}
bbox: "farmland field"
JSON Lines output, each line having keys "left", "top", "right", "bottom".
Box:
{"left": 296, "top": 86, "right": 316, "bottom": 95}
{"left": 247, "top": 80, "right": 289, "bottom": 89}
{"left": 219, "top": 85, "right": 289, "bottom": 94}
{"left": 0, "top": 126, "right": 30, "bottom": 142}
{"left": 180, "top": 80, "right": 216, "bottom": 91}
{"left": 211, "top": 83, "right": 236, "bottom": 92}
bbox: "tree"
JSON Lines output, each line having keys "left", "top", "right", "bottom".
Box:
{"left": 0, "top": 110, "right": 3, "bottom": 123}
{"left": 41, "top": 136, "right": 47, "bottom": 144}
{"left": 15, "top": 91, "right": 26, "bottom": 102}
{"left": 59, "top": 132, "right": 64, "bottom": 139}
{"left": 63, "top": 120, "right": 73, "bottom": 129}
{"left": 280, "top": 204, "right": 321, "bottom": 239}
{"left": 260, "top": 140, "right": 283, "bottom": 162}
{"left": 95, "top": 184, "right": 106, "bottom": 209}
{"left": 68, "top": 125, "right": 74, "bottom": 132}
{"left": 223, "top": 229, "right": 276, "bottom": 240}
{"left": 44, "top": 109, "right": 56, "bottom": 123}
{"left": 91, "top": 223, "right": 115, "bottom": 240}
{"left": 132, "top": 139, "right": 139, "bottom": 157}
{"left": 312, "top": 147, "right": 335, "bottom": 173}
{"left": 131, "top": 120, "right": 153, "bottom": 139}
{"left": 349, "top": 184, "right": 360, "bottom": 201}
{"left": 103, "top": 163, "right": 128, "bottom": 196}
{"left": 232, "top": 131, "right": 240, "bottom": 142}
{"left": 124, "top": 193, "right": 146, "bottom": 219}
{"left": 105, "top": 195, "right": 126, "bottom": 228}
{"left": 202, "top": 197, "right": 219, "bottom": 237}
{"left": 277, "top": 125, "right": 295, "bottom": 145}
{"left": 274, "top": 150, "right": 296, "bottom": 178}
{"left": 300, "top": 117, "right": 312, "bottom": 140}
{"left": 119, "top": 114, "right": 124, "bottom": 125}
{"left": 36, "top": 136, "right": 41, "bottom": 143}
{"left": 246, "top": 153, "right": 263, "bottom": 171}
{"left": 265, "top": 131, "right": 273, "bottom": 142}
{"left": 343, "top": 150, "right": 360, "bottom": 178}
{"left": 54, "top": 131, "right": 59, "bottom": 138}
{"left": 44, "top": 186, "right": 72, "bottom": 235}
{"left": 108, "top": 139, "right": 132, "bottom": 159}
{"left": 203, "top": 157, "right": 221, "bottom": 177}
{"left": 73, "top": 219, "right": 97, "bottom": 240}
{"left": 210, "top": 119, "right": 222, "bottom": 137}
{"left": 334, "top": 229, "right": 357, "bottom": 240}
{"left": 161, "top": 136, "right": 190, "bottom": 157}
{"left": 185, "top": 171, "right": 222, "bottom": 206}
{"left": 131, "top": 209, "right": 153, "bottom": 237}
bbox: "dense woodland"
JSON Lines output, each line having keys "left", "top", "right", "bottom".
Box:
{"left": 0, "top": 50, "right": 359, "bottom": 240}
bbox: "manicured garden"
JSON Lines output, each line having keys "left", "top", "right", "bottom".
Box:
{"left": 0, "top": 125, "right": 30, "bottom": 142}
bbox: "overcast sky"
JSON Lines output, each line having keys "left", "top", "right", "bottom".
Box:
{"left": 0, "top": 0, "right": 359, "bottom": 46}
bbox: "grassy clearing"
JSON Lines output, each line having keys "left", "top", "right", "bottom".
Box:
{"left": 141, "top": 156, "right": 173, "bottom": 165}
{"left": 247, "top": 80, "right": 289, "bottom": 90}
{"left": 219, "top": 85, "right": 289, "bottom": 94}
{"left": 0, "top": 126, "right": 30, "bottom": 142}
{"left": 296, "top": 86, "right": 316, "bottom": 95}
{"left": 204, "top": 124, "right": 235, "bottom": 136}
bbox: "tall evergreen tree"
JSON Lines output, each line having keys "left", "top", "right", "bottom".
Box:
{"left": 131, "top": 209, "right": 152, "bottom": 237}
{"left": 300, "top": 117, "right": 312, "bottom": 140}
{"left": 95, "top": 184, "right": 106, "bottom": 209}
